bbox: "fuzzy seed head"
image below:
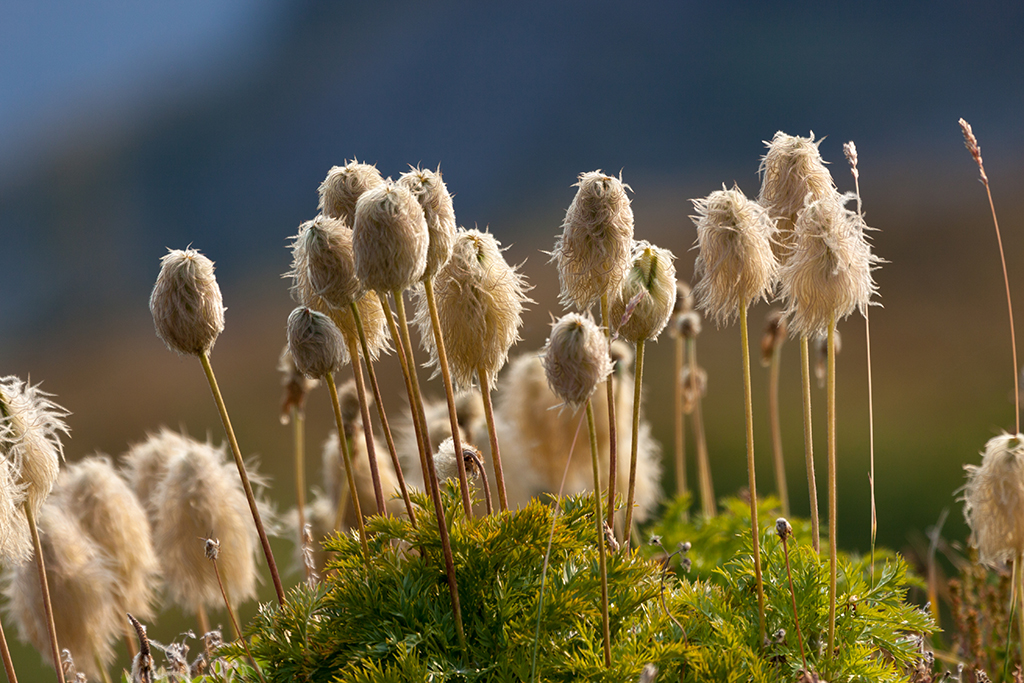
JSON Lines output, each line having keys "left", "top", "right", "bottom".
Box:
{"left": 416, "top": 228, "right": 531, "bottom": 390}
{"left": 288, "top": 215, "right": 363, "bottom": 309}
{"left": 552, "top": 170, "right": 635, "bottom": 310}
{"left": 962, "top": 434, "right": 1024, "bottom": 566}
{"left": 434, "top": 437, "right": 484, "bottom": 483}
{"left": 121, "top": 428, "right": 189, "bottom": 516}
{"left": 0, "top": 458, "right": 29, "bottom": 563}
{"left": 779, "top": 192, "right": 877, "bottom": 337}
{"left": 691, "top": 185, "right": 779, "bottom": 325}
{"left": 318, "top": 161, "right": 385, "bottom": 226}
{"left": 677, "top": 311, "right": 702, "bottom": 340}
{"left": 541, "top": 313, "right": 613, "bottom": 410}
{"left": 398, "top": 167, "right": 456, "bottom": 279}
{"left": 610, "top": 241, "right": 677, "bottom": 344}
{"left": 353, "top": 181, "right": 429, "bottom": 293}
{"left": 758, "top": 131, "right": 836, "bottom": 245}
{"left": 287, "top": 307, "right": 346, "bottom": 379}
{"left": 323, "top": 291, "right": 391, "bottom": 362}
{"left": 150, "top": 248, "right": 225, "bottom": 356}
{"left": 775, "top": 517, "right": 793, "bottom": 541}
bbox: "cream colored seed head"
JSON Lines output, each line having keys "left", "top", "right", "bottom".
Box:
{"left": 0, "top": 458, "right": 29, "bottom": 564}
{"left": 353, "top": 181, "right": 429, "bottom": 293}
{"left": 610, "top": 241, "right": 677, "bottom": 344}
{"left": 121, "top": 427, "right": 189, "bottom": 517}
{"left": 552, "top": 170, "right": 635, "bottom": 311}
{"left": 779, "top": 191, "right": 877, "bottom": 337}
{"left": 150, "top": 248, "right": 225, "bottom": 356}
{"left": 541, "top": 313, "right": 613, "bottom": 410}
{"left": 963, "top": 434, "right": 1024, "bottom": 566}
{"left": 758, "top": 131, "right": 836, "bottom": 247}
{"left": 288, "top": 215, "right": 363, "bottom": 309}
{"left": 287, "top": 307, "right": 346, "bottom": 380}
{"left": 323, "top": 290, "right": 391, "bottom": 362}
{"left": 318, "top": 161, "right": 385, "bottom": 227}
{"left": 416, "top": 228, "right": 531, "bottom": 390}
{"left": 434, "top": 437, "right": 483, "bottom": 483}
{"left": 398, "top": 167, "right": 456, "bottom": 279}
{"left": 691, "top": 185, "right": 779, "bottom": 325}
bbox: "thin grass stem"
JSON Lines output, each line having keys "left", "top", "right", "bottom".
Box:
{"left": 780, "top": 531, "right": 808, "bottom": 672}
{"left": 0, "top": 615, "right": 19, "bottom": 683}
{"left": 688, "top": 337, "right": 715, "bottom": 518}
{"left": 478, "top": 367, "right": 508, "bottom": 512}
{"left": 623, "top": 339, "right": 645, "bottom": 548}
{"left": 739, "top": 307, "right": 766, "bottom": 646}
{"left": 586, "top": 399, "right": 612, "bottom": 667}
{"left": 292, "top": 405, "right": 309, "bottom": 579}
{"left": 600, "top": 294, "right": 618, "bottom": 534}
{"left": 326, "top": 372, "right": 369, "bottom": 561}
{"left": 209, "top": 546, "right": 267, "bottom": 683}
{"left": 768, "top": 334, "right": 789, "bottom": 517}
{"left": 826, "top": 314, "right": 838, "bottom": 656}
{"left": 25, "top": 504, "right": 65, "bottom": 683}
{"left": 343, "top": 333, "right": 386, "bottom": 515}
{"left": 801, "top": 337, "right": 820, "bottom": 553}
{"left": 674, "top": 333, "right": 688, "bottom": 506}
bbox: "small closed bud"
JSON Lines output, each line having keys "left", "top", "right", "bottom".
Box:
{"left": 398, "top": 167, "right": 457, "bottom": 279}
{"left": 610, "top": 241, "right": 677, "bottom": 344}
{"left": 288, "top": 215, "right": 362, "bottom": 309}
{"left": 758, "top": 131, "right": 836, "bottom": 248}
{"left": 760, "top": 309, "right": 788, "bottom": 366}
{"left": 279, "top": 345, "right": 319, "bottom": 424}
{"left": 541, "top": 313, "right": 613, "bottom": 409}
{"left": 677, "top": 310, "right": 702, "bottom": 339}
{"left": 150, "top": 248, "right": 225, "bottom": 356}
{"left": 353, "top": 181, "right": 429, "bottom": 293}
{"left": 776, "top": 517, "right": 793, "bottom": 541}
{"left": 318, "top": 161, "right": 385, "bottom": 227}
{"left": 287, "top": 307, "right": 346, "bottom": 380}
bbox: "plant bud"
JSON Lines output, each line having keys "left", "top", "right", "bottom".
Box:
{"left": 541, "top": 313, "right": 613, "bottom": 409}
{"left": 398, "top": 167, "right": 456, "bottom": 279}
{"left": 353, "top": 181, "right": 428, "bottom": 293}
{"left": 288, "top": 215, "right": 362, "bottom": 309}
{"left": 610, "top": 241, "right": 677, "bottom": 344}
{"left": 758, "top": 131, "right": 835, "bottom": 249}
{"left": 287, "top": 307, "right": 346, "bottom": 380}
{"left": 150, "top": 248, "right": 225, "bottom": 356}
{"left": 318, "top": 161, "right": 385, "bottom": 227}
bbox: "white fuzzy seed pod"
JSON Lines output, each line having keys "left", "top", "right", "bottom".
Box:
{"left": 287, "top": 306, "right": 346, "bottom": 379}
{"left": 541, "top": 313, "right": 613, "bottom": 410}
{"left": 758, "top": 131, "right": 836, "bottom": 249}
{"left": 150, "top": 248, "right": 226, "bottom": 356}
{"left": 353, "top": 182, "right": 429, "bottom": 294}
{"left": 288, "top": 215, "right": 363, "bottom": 309}
{"left": 963, "top": 433, "right": 1024, "bottom": 566}
{"left": 318, "top": 161, "right": 385, "bottom": 227}
{"left": 398, "top": 167, "right": 457, "bottom": 279}
{"left": 610, "top": 241, "right": 677, "bottom": 344}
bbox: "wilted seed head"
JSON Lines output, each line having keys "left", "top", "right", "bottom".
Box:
{"left": 318, "top": 161, "right": 385, "bottom": 226}
{"left": 278, "top": 345, "right": 319, "bottom": 424}
{"left": 121, "top": 428, "right": 189, "bottom": 517}
{"left": 417, "top": 228, "right": 531, "bottom": 390}
{"left": 204, "top": 537, "right": 220, "bottom": 561}
{"left": 6, "top": 504, "right": 121, "bottom": 679}
{"left": 55, "top": 456, "right": 160, "bottom": 620}
{"left": 353, "top": 181, "right": 428, "bottom": 293}
{"left": 0, "top": 376, "right": 68, "bottom": 519}
{"left": 758, "top": 131, "right": 836, "bottom": 246}
{"left": 287, "top": 307, "right": 346, "bottom": 379}
{"left": 434, "top": 437, "right": 484, "bottom": 483}
{"left": 962, "top": 433, "right": 1024, "bottom": 566}
{"left": 691, "top": 185, "right": 779, "bottom": 325}
{"left": 398, "top": 167, "right": 457, "bottom": 279}
{"left": 552, "top": 170, "right": 635, "bottom": 311}
{"left": 677, "top": 310, "right": 702, "bottom": 339}
{"left": 542, "top": 313, "right": 613, "bottom": 410}
{"left": 760, "top": 309, "right": 788, "bottom": 366}
{"left": 150, "top": 248, "right": 225, "bottom": 356}
{"left": 669, "top": 281, "right": 695, "bottom": 329}
{"left": 680, "top": 363, "right": 707, "bottom": 415}
{"left": 610, "top": 241, "right": 677, "bottom": 344}
{"left": 779, "top": 191, "right": 878, "bottom": 337}
{"left": 288, "top": 215, "right": 363, "bottom": 309}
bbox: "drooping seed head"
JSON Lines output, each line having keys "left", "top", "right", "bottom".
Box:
{"left": 287, "top": 307, "right": 346, "bottom": 379}
{"left": 758, "top": 131, "right": 836, "bottom": 247}
{"left": 691, "top": 184, "right": 779, "bottom": 325}
{"left": 962, "top": 433, "right": 1024, "bottom": 566}
{"left": 541, "top": 313, "right": 613, "bottom": 410}
{"left": 610, "top": 241, "right": 677, "bottom": 344}
{"left": 416, "top": 228, "right": 531, "bottom": 390}
{"left": 150, "top": 248, "right": 225, "bottom": 356}
{"left": 760, "top": 309, "right": 788, "bottom": 366}
{"left": 397, "top": 166, "right": 456, "bottom": 279}
{"left": 552, "top": 170, "right": 635, "bottom": 311}
{"left": 288, "top": 215, "right": 363, "bottom": 309}
{"left": 353, "top": 181, "right": 429, "bottom": 293}
{"left": 318, "top": 161, "right": 385, "bottom": 226}
{"left": 278, "top": 345, "right": 319, "bottom": 424}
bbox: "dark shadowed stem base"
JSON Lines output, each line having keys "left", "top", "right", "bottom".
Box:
{"left": 327, "top": 373, "right": 370, "bottom": 561}
{"left": 25, "top": 504, "right": 65, "bottom": 683}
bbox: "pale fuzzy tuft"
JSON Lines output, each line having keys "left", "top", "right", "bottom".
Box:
{"left": 287, "top": 307, "right": 346, "bottom": 379}
{"left": 415, "top": 228, "right": 531, "bottom": 390}
{"left": 677, "top": 310, "right": 702, "bottom": 339}
{"left": 318, "top": 161, "right": 385, "bottom": 226}
{"left": 691, "top": 184, "right": 779, "bottom": 325}
{"left": 288, "top": 215, "right": 363, "bottom": 309}
{"left": 398, "top": 391, "right": 486, "bottom": 487}
{"left": 353, "top": 181, "right": 429, "bottom": 293}
{"left": 150, "top": 437, "right": 258, "bottom": 613}
{"left": 0, "top": 376, "right": 68, "bottom": 520}
{"left": 5, "top": 504, "right": 121, "bottom": 679}
{"left": 779, "top": 192, "right": 877, "bottom": 337}
{"left": 150, "top": 248, "right": 225, "bottom": 356}
{"left": 681, "top": 363, "right": 708, "bottom": 415}
{"left": 321, "top": 429, "right": 402, "bottom": 530}
{"left": 398, "top": 167, "right": 457, "bottom": 279}
{"left": 0, "top": 459, "right": 29, "bottom": 563}
{"left": 433, "top": 437, "right": 484, "bottom": 484}
{"left": 552, "top": 170, "right": 635, "bottom": 311}
{"left": 322, "top": 291, "right": 392, "bottom": 362}
{"left": 962, "top": 434, "right": 1024, "bottom": 566}
{"left": 541, "top": 313, "right": 613, "bottom": 410}
{"left": 121, "top": 428, "right": 190, "bottom": 517}
{"left": 55, "top": 456, "right": 161, "bottom": 620}
{"left": 278, "top": 345, "right": 319, "bottom": 424}
{"left": 610, "top": 241, "right": 677, "bottom": 344}
{"left": 758, "top": 131, "right": 836, "bottom": 246}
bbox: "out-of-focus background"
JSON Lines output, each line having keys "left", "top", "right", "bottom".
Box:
{"left": 2, "top": 0, "right": 1023, "bottom": 677}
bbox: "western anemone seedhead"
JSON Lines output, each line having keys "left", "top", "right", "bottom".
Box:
{"left": 691, "top": 185, "right": 779, "bottom": 325}
{"left": 434, "top": 437, "right": 484, "bottom": 483}
{"left": 0, "top": 375, "right": 68, "bottom": 518}
{"left": 322, "top": 291, "right": 391, "bottom": 362}
{"left": 318, "top": 161, "right": 385, "bottom": 227}
{"left": 121, "top": 428, "right": 190, "bottom": 518}
{"left": 287, "top": 307, "right": 346, "bottom": 380}
{"left": 150, "top": 248, "right": 225, "bottom": 356}
{"left": 552, "top": 170, "right": 635, "bottom": 311}
{"left": 0, "top": 459, "right": 29, "bottom": 563}
{"left": 962, "top": 433, "right": 1024, "bottom": 566}
{"left": 416, "top": 228, "right": 531, "bottom": 390}
{"left": 779, "top": 192, "right": 877, "bottom": 337}
{"left": 758, "top": 131, "right": 836, "bottom": 242}
{"left": 541, "top": 313, "right": 613, "bottom": 410}
{"left": 288, "top": 215, "right": 363, "bottom": 309}
{"left": 398, "top": 166, "right": 456, "bottom": 279}
{"left": 353, "top": 181, "right": 429, "bottom": 293}
{"left": 55, "top": 456, "right": 160, "bottom": 620}
{"left": 610, "top": 241, "right": 677, "bottom": 344}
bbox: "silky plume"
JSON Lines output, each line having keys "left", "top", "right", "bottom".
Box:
{"left": 318, "top": 161, "right": 385, "bottom": 227}
{"left": 758, "top": 130, "right": 836, "bottom": 251}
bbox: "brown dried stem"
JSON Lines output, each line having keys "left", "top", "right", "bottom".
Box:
{"left": 343, "top": 332, "right": 386, "bottom": 515}
{"left": 768, "top": 329, "right": 790, "bottom": 517}
{"left": 25, "top": 504, "right": 64, "bottom": 683}
{"left": 739, "top": 306, "right": 766, "bottom": 646}
{"left": 478, "top": 367, "right": 508, "bottom": 511}
{"left": 623, "top": 339, "right": 646, "bottom": 547}
{"left": 688, "top": 337, "right": 715, "bottom": 518}
{"left": 600, "top": 294, "right": 618, "bottom": 533}
{"left": 674, "top": 333, "right": 688, "bottom": 504}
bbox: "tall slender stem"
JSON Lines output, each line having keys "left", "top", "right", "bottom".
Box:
{"left": 801, "top": 337, "right": 820, "bottom": 553}
{"left": 866, "top": 309, "right": 877, "bottom": 583}
{"left": 1018, "top": 552, "right": 1024, "bottom": 669}
{"left": 600, "top": 294, "right": 618, "bottom": 531}
{"left": 826, "top": 315, "right": 838, "bottom": 656}
{"left": 199, "top": 352, "right": 286, "bottom": 606}
{"left": 211, "top": 557, "right": 267, "bottom": 683}
{"left": 422, "top": 279, "right": 473, "bottom": 517}
{"left": 768, "top": 336, "right": 789, "bottom": 516}
{"left": 25, "top": 505, "right": 64, "bottom": 683}
{"left": 0, "top": 618, "right": 18, "bottom": 683}
{"left": 326, "top": 373, "right": 369, "bottom": 561}
{"left": 292, "top": 406, "right": 309, "bottom": 576}
{"left": 781, "top": 534, "right": 808, "bottom": 673}
{"left": 739, "top": 307, "right": 766, "bottom": 646}
{"left": 688, "top": 337, "right": 714, "bottom": 518}
{"left": 196, "top": 603, "right": 210, "bottom": 636}
{"left": 674, "top": 334, "right": 688, "bottom": 504}
{"left": 586, "top": 400, "right": 612, "bottom": 667}
{"left": 478, "top": 367, "right": 508, "bottom": 511}
{"left": 623, "top": 339, "right": 645, "bottom": 547}
{"left": 343, "top": 333, "right": 386, "bottom": 515}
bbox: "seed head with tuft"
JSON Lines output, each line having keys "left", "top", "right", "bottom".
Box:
{"left": 0, "top": 458, "right": 29, "bottom": 563}
{"left": 150, "top": 248, "right": 225, "bottom": 356}
{"left": 398, "top": 166, "right": 456, "bottom": 279}
{"left": 434, "top": 437, "right": 485, "bottom": 484}
{"left": 353, "top": 181, "right": 429, "bottom": 293}
{"left": 962, "top": 433, "right": 1024, "bottom": 566}
{"left": 758, "top": 131, "right": 836, "bottom": 246}
{"left": 288, "top": 215, "right": 363, "bottom": 309}
{"left": 287, "top": 307, "right": 346, "bottom": 379}
{"left": 121, "top": 428, "right": 189, "bottom": 519}
{"left": 610, "top": 241, "right": 677, "bottom": 344}
{"left": 542, "top": 313, "right": 613, "bottom": 410}
{"left": 318, "top": 161, "right": 385, "bottom": 226}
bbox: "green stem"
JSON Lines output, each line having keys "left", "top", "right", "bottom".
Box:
{"left": 326, "top": 373, "right": 369, "bottom": 561}
{"left": 623, "top": 339, "right": 645, "bottom": 548}
{"left": 1018, "top": 552, "right": 1024, "bottom": 672}
{"left": 213, "top": 558, "right": 267, "bottom": 683}
{"left": 801, "top": 337, "right": 820, "bottom": 554}
{"left": 739, "top": 307, "right": 766, "bottom": 646}
{"left": 600, "top": 294, "right": 618, "bottom": 533}
{"left": 674, "top": 334, "right": 688, "bottom": 504}
{"left": 344, "top": 333, "right": 386, "bottom": 515}
{"left": 827, "top": 316, "right": 838, "bottom": 656}
{"left": 586, "top": 400, "right": 612, "bottom": 668}
{"left": 688, "top": 337, "right": 715, "bottom": 518}
{"left": 292, "top": 405, "right": 310, "bottom": 581}
{"left": 478, "top": 367, "right": 508, "bottom": 512}
{"left": 25, "top": 504, "right": 64, "bottom": 683}
{"left": 782, "top": 535, "right": 808, "bottom": 673}
{"left": 865, "top": 309, "right": 877, "bottom": 585}
{"left": 769, "top": 335, "right": 789, "bottom": 516}
{"left": 199, "top": 352, "right": 286, "bottom": 606}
